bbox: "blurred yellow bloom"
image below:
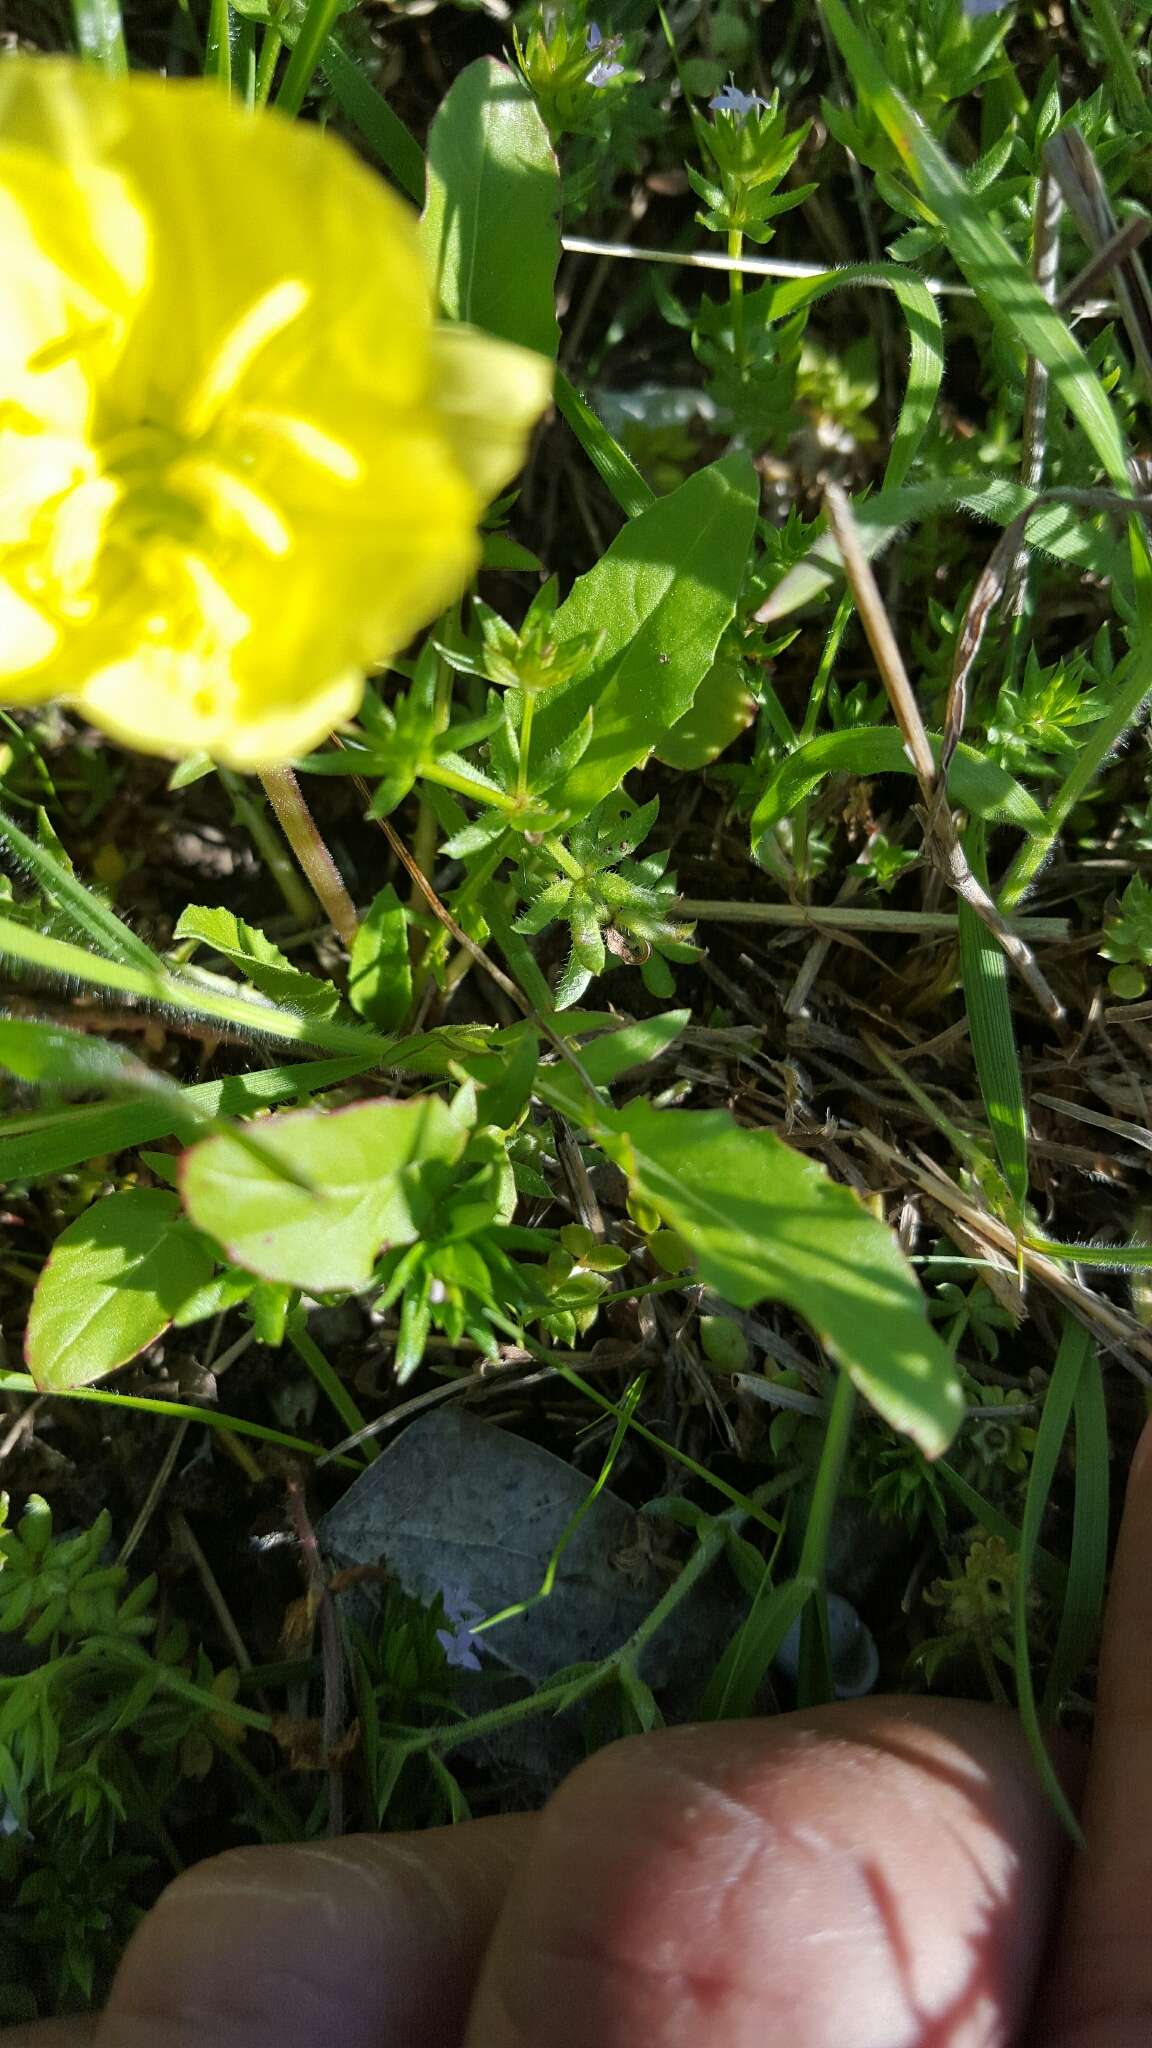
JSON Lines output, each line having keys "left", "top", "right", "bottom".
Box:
{"left": 0, "top": 61, "right": 552, "bottom": 767}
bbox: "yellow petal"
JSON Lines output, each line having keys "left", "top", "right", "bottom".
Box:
{"left": 430, "top": 325, "right": 553, "bottom": 504}
{"left": 0, "top": 581, "right": 58, "bottom": 682}
{"left": 73, "top": 648, "right": 365, "bottom": 771}
{"left": 0, "top": 66, "right": 148, "bottom": 397}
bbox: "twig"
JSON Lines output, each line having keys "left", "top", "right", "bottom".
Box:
{"left": 332, "top": 741, "right": 601, "bottom": 1098}
{"left": 1005, "top": 170, "right": 1062, "bottom": 619}
{"left": 822, "top": 484, "right": 1067, "bottom": 1030}
{"left": 286, "top": 1471, "right": 346, "bottom": 1836}
{"left": 1046, "top": 128, "right": 1152, "bottom": 397}
{"left": 170, "top": 1508, "right": 257, "bottom": 1678}
{"left": 119, "top": 1422, "right": 190, "bottom": 1565}
{"left": 0, "top": 1396, "right": 44, "bottom": 1466}
{"left": 558, "top": 235, "right": 972, "bottom": 297}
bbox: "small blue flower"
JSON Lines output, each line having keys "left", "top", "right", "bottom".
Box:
{"left": 710, "top": 80, "right": 768, "bottom": 120}
{"left": 586, "top": 22, "right": 625, "bottom": 86}
{"left": 436, "top": 1582, "right": 485, "bottom": 1671}
{"left": 962, "top": 0, "right": 1012, "bottom": 12}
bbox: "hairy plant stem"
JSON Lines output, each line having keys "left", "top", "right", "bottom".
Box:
{"left": 259, "top": 766, "right": 359, "bottom": 948}
{"left": 0, "top": 911, "right": 397, "bottom": 1056}
{"left": 221, "top": 769, "right": 313, "bottom": 926}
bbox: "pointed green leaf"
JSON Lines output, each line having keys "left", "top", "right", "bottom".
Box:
{"left": 421, "top": 57, "right": 560, "bottom": 358}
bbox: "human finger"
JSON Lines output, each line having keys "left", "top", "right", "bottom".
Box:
{"left": 95, "top": 1815, "right": 534, "bottom": 2048}
{"left": 464, "top": 1698, "right": 1070, "bottom": 2048}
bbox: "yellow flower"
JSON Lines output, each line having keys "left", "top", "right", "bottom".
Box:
{"left": 0, "top": 60, "right": 552, "bottom": 768}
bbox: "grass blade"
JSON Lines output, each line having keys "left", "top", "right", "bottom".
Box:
{"left": 750, "top": 728, "right": 1046, "bottom": 866}
{"left": 696, "top": 1574, "right": 813, "bottom": 1721}
{"left": 0, "top": 912, "right": 398, "bottom": 1059}
{"left": 204, "top": 0, "right": 231, "bottom": 85}
{"left": 793, "top": 1369, "right": 856, "bottom": 1708}
{"left": 1042, "top": 1346, "right": 1109, "bottom": 1718}
{"left": 320, "top": 36, "right": 425, "bottom": 202}
{"left": 1013, "top": 1316, "right": 1093, "bottom": 1841}
{"left": 0, "top": 1370, "right": 360, "bottom": 1467}
{"left": 275, "top": 0, "right": 346, "bottom": 118}
{"left": 0, "top": 1054, "right": 375, "bottom": 1182}
{"left": 760, "top": 475, "right": 1129, "bottom": 621}
{"left": 936, "top": 1457, "right": 1067, "bottom": 1598}
{"left": 958, "top": 824, "right": 1029, "bottom": 1214}
{"left": 554, "top": 371, "right": 656, "bottom": 520}
{"left": 1024, "top": 1237, "right": 1152, "bottom": 1267}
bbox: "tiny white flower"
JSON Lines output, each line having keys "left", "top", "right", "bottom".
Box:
{"left": 710, "top": 80, "right": 768, "bottom": 119}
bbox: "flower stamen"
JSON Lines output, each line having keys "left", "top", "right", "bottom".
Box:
{"left": 183, "top": 279, "right": 310, "bottom": 437}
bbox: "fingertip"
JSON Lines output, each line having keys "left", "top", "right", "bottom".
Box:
{"left": 465, "top": 1700, "right": 1068, "bottom": 2048}
{"left": 97, "top": 1817, "right": 533, "bottom": 2048}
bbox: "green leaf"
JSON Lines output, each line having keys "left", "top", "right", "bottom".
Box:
{"left": 461, "top": 1029, "right": 540, "bottom": 1131}
{"left": 180, "top": 1095, "right": 466, "bottom": 1291}
{"left": 348, "top": 885, "right": 412, "bottom": 1030}
{"left": 530, "top": 456, "right": 760, "bottom": 820}
{"left": 596, "top": 1100, "right": 965, "bottom": 1456}
{"left": 26, "top": 1191, "right": 215, "bottom": 1392}
{"left": 421, "top": 57, "right": 560, "bottom": 359}
{"left": 656, "top": 655, "right": 755, "bottom": 771}
{"left": 750, "top": 728, "right": 1046, "bottom": 867}
{"left": 173, "top": 906, "right": 343, "bottom": 1022}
